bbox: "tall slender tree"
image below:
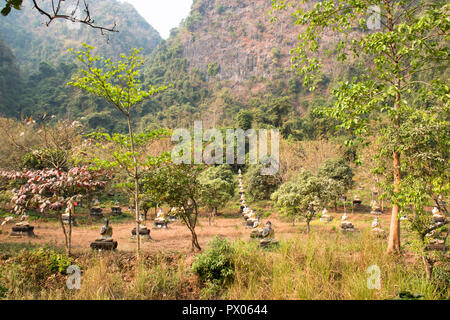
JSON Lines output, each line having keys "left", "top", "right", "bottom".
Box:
{"left": 272, "top": 0, "right": 449, "bottom": 253}
{"left": 68, "top": 44, "right": 168, "bottom": 255}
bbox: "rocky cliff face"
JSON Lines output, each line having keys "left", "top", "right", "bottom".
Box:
{"left": 178, "top": 0, "right": 299, "bottom": 82}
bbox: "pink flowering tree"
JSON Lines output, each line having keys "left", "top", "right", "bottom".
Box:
{"left": 0, "top": 166, "right": 111, "bottom": 255}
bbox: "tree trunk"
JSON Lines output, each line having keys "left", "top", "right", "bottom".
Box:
{"left": 209, "top": 207, "right": 217, "bottom": 226}
{"left": 87, "top": 194, "right": 93, "bottom": 225}
{"left": 387, "top": 87, "right": 402, "bottom": 254}
{"left": 59, "top": 213, "right": 69, "bottom": 253}
{"left": 387, "top": 159, "right": 401, "bottom": 253}
{"left": 190, "top": 227, "right": 201, "bottom": 251}
{"left": 385, "top": 0, "right": 402, "bottom": 255}
{"left": 127, "top": 115, "right": 140, "bottom": 256}
{"left": 422, "top": 256, "right": 434, "bottom": 281}
{"left": 306, "top": 220, "right": 310, "bottom": 234}
{"left": 68, "top": 204, "right": 73, "bottom": 256}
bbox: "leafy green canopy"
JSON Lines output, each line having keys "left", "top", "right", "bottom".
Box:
{"left": 244, "top": 163, "right": 283, "bottom": 200}
{"left": 199, "top": 165, "right": 235, "bottom": 212}
{"left": 318, "top": 157, "right": 354, "bottom": 196}
{"left": 272, "top": 0, "right": 448, "bottom": 131}
{"left": 68, "top": 44, "right": 168, "bottom": 117}
{"left": 272, "top": 169, "right": 334, "bottom": 231}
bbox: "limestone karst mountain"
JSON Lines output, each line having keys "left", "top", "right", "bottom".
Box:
{"left": 0, "top": 0, "right": 162, "bottom": 71}
{"left": 0, "top": 0, "right": 359, "bottom": 134}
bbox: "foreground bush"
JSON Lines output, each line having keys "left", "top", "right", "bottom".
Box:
{"left": 0, "top": 247, "right": 74, "bottom": 298}
{"left": 192, "top": 236, "right": 235, "bottom": 285}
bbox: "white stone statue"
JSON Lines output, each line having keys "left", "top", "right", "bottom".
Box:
{"left": 372, "top": 217, "right": 380, "bottom": 228}
{"left": 156, "top": 208, "right": 165, "bottom": 220}
{"left": 320, "top": 208, "right": 333, "bottom": 222}
{"left": 1, "top": 216, "right": 14, "bottom": 226}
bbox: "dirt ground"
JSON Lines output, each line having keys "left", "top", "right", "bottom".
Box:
{"left": 0, "top": 208, "right": 393, "bottom": 255}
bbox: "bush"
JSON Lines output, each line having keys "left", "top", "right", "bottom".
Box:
{"left": 21, "top": 148, "right": 69, "bottom": 171}
{"left": 12, "top": 247, "right": 73, "bottom": 278}
{"left": 192, "top": 236, "right": 235, "bottom": 285}
{"left": 0, "top": 247, "right": 74, "bottom": 297}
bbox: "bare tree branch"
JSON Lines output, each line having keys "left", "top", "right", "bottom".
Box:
{"left": 31, "top": 0, "right": 118, "bottom": 34}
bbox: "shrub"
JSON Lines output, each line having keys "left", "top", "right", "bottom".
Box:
{"left": 192, "top": 236, "right": 235, "bottom": 285}
{"left": 0, "top": 247, "right": 74, "bottom": 297}
{"left": 13, "top": 247, "right": 73, "bottom": 276}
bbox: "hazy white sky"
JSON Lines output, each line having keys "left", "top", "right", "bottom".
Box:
{"left": 118, "top": 0, "right": 193, "bottom": 39}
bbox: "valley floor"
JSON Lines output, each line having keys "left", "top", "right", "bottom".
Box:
{"left": 0, "top": 208, "right": 448, "bottom": 300}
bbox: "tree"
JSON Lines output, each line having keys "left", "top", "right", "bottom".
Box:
{"left": 318, "top": 158, "right": 354, "bottom": 211}
{"left": 199, "top": 165, "right": 235, "bottom": 225}
{"left": 0, "top": 117, "right": 82, "bottom": 171}
{"left": 144, "top": 163, "right": 203, "bottom": 251}
{"left": 376, "top": 103, "right": 449, "bottom": 279}
{"left": 0, "top": 166, "right": 111, "bottom": 255}
{"left": 271, "top": 170, "right": 333, "bottom": 233}
{"left": 235, "top": 110, "right": 253, "bottom": 131}
{"left": 68, "top": 44, "right": 168, "bottom": 255}
{"left": 245, "top": 163, "right": 282, "bottom": 200}
{"left": 1, "top": 0, "right": 117, "bottom": 33}
{"left": 272, "top": 0, "right": 449, "bottom": 253}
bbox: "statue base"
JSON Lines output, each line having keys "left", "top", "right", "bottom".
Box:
{"left": 90, "top": 239, "right": 118, "bottom": 251}
{"left": 62, "top": 216, "right": 77, "bottom": 226}
{"left": 154, "top": 221, "right": 168, "bottom": 228}
{"left": 90, "top": 207, "right": 103, "bottom": 218}
{"left": 10, "top": 225, "right": 35, "bottom": 237}
{"left": 425, "top": 243, "right": 445, "bottom": 251}
{"left": 111, "top": 207, "right": 122, "bottom": 216}
{"left": 341, "top": 222, "right": 355, "bottom": 232}
{"left": 258, "top": 239, "right": 279, "bottom": 248}
{"left": 246, "top": 219, "right": 259, "bottom": 229}
{"left": 131, "top": 227, "right": 151, "bottom": 240}
{"left": 320, "top": 215, "right": 333, "bottom": 222}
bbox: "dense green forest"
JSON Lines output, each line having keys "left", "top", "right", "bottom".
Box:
{"left": 0, "top": 0, "right": 349, "bottom": 136}
{"left": 0, "top": 0, "right": 447, "bottom": 140}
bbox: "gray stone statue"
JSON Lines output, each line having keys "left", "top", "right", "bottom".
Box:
{"left": 91, "top": 218, "right": 117, "bottom": 250}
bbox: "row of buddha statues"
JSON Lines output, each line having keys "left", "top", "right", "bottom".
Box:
{"left": 90, "top": 199, "right": 122, "bottom": 218}
{"left": 238, "top": 169, "right": 278, "bottom": 247}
